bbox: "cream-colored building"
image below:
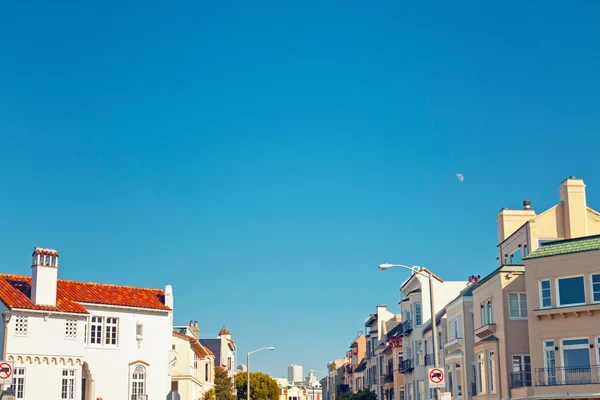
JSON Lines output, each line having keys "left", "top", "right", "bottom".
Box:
{"left": 497, "top": 176, "right": 600, "bottom": 267}
{"left": 171, "top": 323, "right": 216, "bottom": 400}
{"left": 422, "top": 308, "right": 446, "bottom": 400}
{"left": 472, "top": 265, "right": 529, "bottom": 400}
{"left": 442, "top": 277, "right": 479, "bottom": 400}
{"left": 509, "top": 235, "right": 600, "bottom": 400}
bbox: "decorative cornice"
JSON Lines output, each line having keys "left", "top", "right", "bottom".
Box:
{"left": 7, "top": 355, "right": 83, "bottom": 366}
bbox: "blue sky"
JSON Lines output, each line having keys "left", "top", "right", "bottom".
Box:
{"left": 1, "top": 1, "right": 600, "bottom": 378}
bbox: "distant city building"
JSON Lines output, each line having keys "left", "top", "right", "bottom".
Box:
{"left": 288, "top": 364, "right": 304, "bottom": 384}
{"left": 237, "top": 363, "right": 247, "bottom": 372}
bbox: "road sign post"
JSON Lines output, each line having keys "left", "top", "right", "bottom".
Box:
{"left": 428, "top": 367, "right": 445, "bottom": 389}
{"left": 440, "top": 392, "right": 451, "bottom": 400}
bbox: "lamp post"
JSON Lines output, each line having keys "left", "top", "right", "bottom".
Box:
{"left": 379, "top": 264, "right": 440, "bottom": 400}
{"left": 309, "top": 370, "right": 327, "bottom": 400}
{"left": 246, "top": 347, "right": 274, "bottom": 400}
{"left": 2, "top": 311, "right": 12, "bottom": 394}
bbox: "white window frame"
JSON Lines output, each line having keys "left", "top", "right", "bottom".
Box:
{"left": 539, "top": 279, "right": 552, "bottom": 309}
{"left": 596, "top": 337, "right": 600, "bottom": 366}
{"left": 487, "top": 351, "right": 496, "bottom": 394}
{"left": 61, "top": 369, "right": 76, "bottom": 399}
{"left": 556, "top": 275, "right": 586, "bottom": 307}
{"left": 476, "top": 353, "right": 485, "bottom": 394}
{"left": 415, "top": 303, "right": 422, "bottom": 326}
{"left": 87, "top": 316, "right": 119, "bottom": 347}
{"left": 543, "top": 340, "right": 557, "bottom": 385}
{"left": 508, "top": 293, "right": 527, "bottom": 320}
{"left": 480, "top": 299, "right": 494, "bottom": 326}
{"left": 131, "top": 364, "right": 146, "bottom": 398}
{"left": 591, "top": 274, "right": 600, "bottom": 304}
{"left": 12, "top": 367, "right": 25, "bottom": 399}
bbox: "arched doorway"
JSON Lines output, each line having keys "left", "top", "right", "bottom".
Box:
{"left": 81, "top": 362, "right": 92, "bottom": 400}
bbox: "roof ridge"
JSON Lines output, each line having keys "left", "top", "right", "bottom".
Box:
{"left": 0, "top": 273, "right": 164, "bottom": 292}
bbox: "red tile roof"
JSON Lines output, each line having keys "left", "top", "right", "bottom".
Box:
{"left": 172, "top": 331, "right": 214, "bottom": 357}
{"left": 33, "top": 247, "right": 59, "bottom": 256}
{"left": 0, "top": 274, "right": 170, "bottom": 314}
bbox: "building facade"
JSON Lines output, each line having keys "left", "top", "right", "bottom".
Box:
{"left": 0, "top": 247, "right": 173, "bottom": 400}
{"left": 511, "top": 235, "right": 600, "bottom": 399}
{"left": 171, "top": 322, "right": 216, "bottom": 400}
{"left": 200, "top": 327, "right": 237, "bottom": 378}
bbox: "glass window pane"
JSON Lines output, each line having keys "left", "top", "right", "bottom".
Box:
{"left": 558, "top": 277, "right": 585, "bottom": 305}
{"left": 563, "top": 348, "right": 590, "bottom": 368}
{"left": 563, "top": 338, "right": 589, "bottom": 346}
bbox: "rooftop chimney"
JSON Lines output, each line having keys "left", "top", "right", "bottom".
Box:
{"left": 559, "top": 177, "right": 588, "bottom": 238}
{"left": 523, "top": 200, "right": 531, "bottom": 210}
{"left": 165, "top": 285, "right": 174, "bottom": 309}
{"left": 31, "top": 247, "right": 59, "bottom": 306}
{"left": 190, "top": 321, "right": 200, "bottom": 339}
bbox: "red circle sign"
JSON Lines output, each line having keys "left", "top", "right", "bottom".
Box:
{"left": 0, "top": 363, "right": 12, "bottom": 380}
{"left": 429, "top": 368, "right": 444, "bottom": 384}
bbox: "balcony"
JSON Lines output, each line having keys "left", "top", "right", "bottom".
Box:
{"left": 535, "top": 366, "right": 600, "bottom": 386}
{"left": 398, "top": 359, "right": 405, "bottom": 372}
{"left": 474, "top": 323, "right": 496, "bottom": 340}
{"left": 510, "top": 371, "right": 532, "bottom": 389}
{"left": 424, "top": 354, "right": 434, "bottom": 366}
{"left": 402, "top": 320, "right": 413, "bottom": 335}
{"left": 444, "top": 337, "right": 464, "bottom": 353}
{"left": 401, "top": 359, "right": 414, "bottom": 373}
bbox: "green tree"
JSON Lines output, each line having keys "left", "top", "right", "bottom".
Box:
{"left": 214, "top": 366, "right": 235, "bottom": 400}
{"left": 202, "top": 388, "right": 217, "bottom": 400}
{"left": 235, "top": 371, "right": 279, "bottom": 400}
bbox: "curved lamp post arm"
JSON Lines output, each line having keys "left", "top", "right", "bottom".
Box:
{"left": 247, "top": 347, "right": 274, "bottom": 400}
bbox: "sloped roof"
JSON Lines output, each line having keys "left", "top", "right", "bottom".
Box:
{"left": 0, "top": 274, "right": 170, "bottom": 314}
{"left": 526, "top": 234, "right": 600, "bottom": 259}
{"left": 472, "top": 265, "right": 524, "bottom": 291}
{"left": 173, "top": 331, "right": 214, "bottom": 358}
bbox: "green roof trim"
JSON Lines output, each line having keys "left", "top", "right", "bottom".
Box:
{"left": 472, "top": 265, "right": 525, "bottom": 291}
{"left": 525, "top": 234, "right": 600, "bottom": 260}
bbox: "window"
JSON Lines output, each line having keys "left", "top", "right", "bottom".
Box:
{"left": 194, "top": 355, "right": 198, "bottom": 369}
{"left": 487, "top": 352, "right": 496, "bottom": 393}
{"left": 447, "top": 369, "right": 454, "bottom": 397}
{"left": 88, "top": 316, "right": 119, "bottom": 346}
{"left": 561, "top": 338, "right": 590, "bottom": 368}
{"left": 540, "top": 280, "right": 552, "bottom": 308}
{"left": 131, "top": 365, "right": 146, "bottom": 397}
{"left": 105, "top": 317, "right": 118, "bottom": 345}
{"left": 416, "top": 341, "right": 423, "bottom": 365}
{"left": 205, "top": 363, "right": 209, "bottom": 381}
{"left": 512, "top": 355, "right": 532, "bottom": 387}
{"left": 592, "top": 274, "right": 600, "bottom": 303}
{"left": 476, "top": 353, "right": 484, "bottom": 394}
{"left": 557, "top": 276, "right": 586, "bottom": 306}
{"left": 227, "top": 356, "right": 232, "bottom": 370}
{"left": 13, "top": 368, "right": 25, "bottom": 399}
{"left": 544, "top": 341, "right": 556, "bottom": 385}
{"left": 449, "top": 316, "right": 462, "bottom": 340}
{"left": 61, "top": 370, "right": 75, "bottom": 399}
{"left": 14, "top": 316, "right": 27, "bottom": 336}
{"left": 480, "top": 300, "right": 493, "bottom": 326}
{"left": 171, "top": 380, "right": 179, "bottom": 392}
{"left": 510, "top": 248, "right": 522, "bottom": 264}
{"left": 509, "top": 293, "right": 527, "bottom": 319}
{"left": 455, "top": 364, "right": 462, "bottom": 397}
{"left": 65, "top": 320, "right": 77, "bottom": 339}
{"left": 415, "top": 303, "right": 422, "bottom": 326}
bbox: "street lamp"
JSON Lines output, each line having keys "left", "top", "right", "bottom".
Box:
{"left": 309, "top": 370, "right": 327, "bottom": 400}
{"left": 379, "top": 263, "right": 441, "bottom": 400}
{"left": 247, "top": 347, "right": 274, "bottom": 400}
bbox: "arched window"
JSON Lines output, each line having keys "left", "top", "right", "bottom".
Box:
{"left": 131, "top": 365, "right": 146, "bottom": 398}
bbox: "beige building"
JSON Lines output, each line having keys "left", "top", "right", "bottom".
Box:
{"left": 443, "top": 277, "right": 479, "bottom": 400}
{"left": 472, "top": 265, "right": 529, "bottom": 400}
{"left": 386, "top": 323, "right": 405, "bottom": 400}
{"left": 348, "top": 334, "right": 366, "bottom": 394}
{"left": 509, "top": 235, "right": 600, "bottom": 400}
{"left": 497, "top": 177, "right": 600, "bottom": 267}
{"left": 171, "top": 323, "right": 216, "bottom": 400}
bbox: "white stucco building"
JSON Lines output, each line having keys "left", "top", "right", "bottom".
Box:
{"left": 172, "top": 322, "right": 215, "bottom": 400}
{"left": 200, "top": 328, "right": 236, "bottom": 378}
{"left": 0, "top": 247, "right": 174, "bottom": 400}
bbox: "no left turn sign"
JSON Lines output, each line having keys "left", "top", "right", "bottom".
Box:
{"left": 428, "top": 367, "right": 445, "bottom": 388}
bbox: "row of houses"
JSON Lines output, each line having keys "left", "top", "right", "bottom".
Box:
{"left": 322, "top": 176, "right": 600, "bottom": 400}
{"left": 0, "top": 247, "right": 237, "bottom": 399}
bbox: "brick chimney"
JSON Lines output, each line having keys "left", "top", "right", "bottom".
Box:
{"left": 31, "top": 247, "right": 59, "bottom": 306}
{"left": 467, "top": 275, "right": 481, "bottom": 284}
